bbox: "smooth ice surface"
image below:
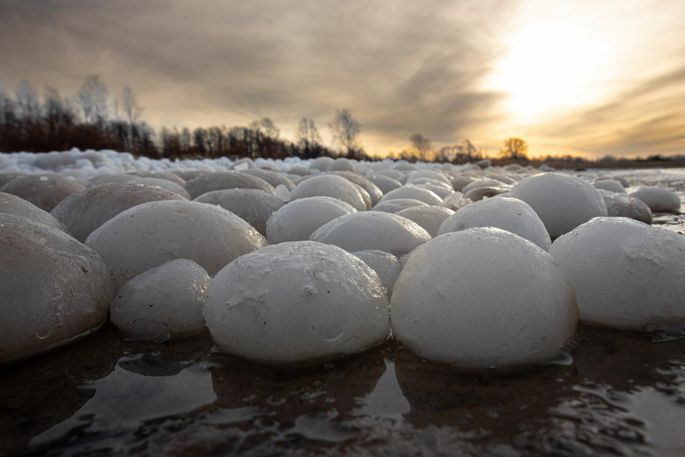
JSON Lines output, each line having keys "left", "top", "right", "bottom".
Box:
{"left": 594, "top": 179, "right": 626, "bottom": 193}
{"left": 379, "top": 185, "right": 443, "bottom": 206}
{"left": 551, "top": 217, "right": 685, "bottom": 331}
{"left": 266, "top": 196, "right": 357, "bottom": 243}
{"left": 85, "top": 200, "right": 266, "bottom": 288}
{"left": 438, "top": 197, "right": 551, "bottom": 250}
{"left": 352, "top": 250, "right": 401, "bottom": 296}
{"left": 372, "top": 198, "right": 429, "bottom": 213}
{"left": 368, "top": 174, "right": 402, "bottom": 194}
{"left": 329, "top": 171, "right": 384, "bottom": 205}
{"left": 600, "top": 190, "right": 653, "bottom": 224}
{"left": 1, "top": 174, "right": 85, "bottom": 211}
{"left": 630, "top": 186, "right": 681, "bottom": 213}
{"left": 51, "top": 183, "right": 186, "bottom": 241}
{"left": 110, "top": 259, "right": 210, "bottom": 341}
{"left": 0, "top": 214, "right": 113, "bottom": 364}
{"left": 510, "top": 173, "right": 607, "bottom": 238}
{"left": 391, "top": 228, "right": 577, "bottom": 368}
{"left": 0, "top": 191, "right": 67, "bottom": 232}
{"left": 185, "top": 172, "right": 274, "bottom": 199}
{"left": 243, "top": 168, "right": 295, "bottom": 190}
{"left": 396, "top": 205, "right": 454, "bottom": 237}
{"left": 290, "top": 175, "right": 367, "bottom": 210}
{"left": 310, "top": 211, "right": 431, "bottom": 256}
{"left": 194, "top": 189, "right": 284, "bottom": 235}
{"left": 204, "top": 241, "right": 389, "bottom": 364}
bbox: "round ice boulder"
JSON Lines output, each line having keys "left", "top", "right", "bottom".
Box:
{"left": 379, "top": 185, "right": 443, "bottom": 206}
{"left": 185, "top": 172, "right": 274, "bottom": 199}
{"left": 372, "top": 198, "right": 428, "bottom": 213}
{"left": 391, "top": 228, "right": 577, "bottom": 368}
{"left": 330, "top": 171, "right": 383, "bottom": 205}
{"left": 0, "top": 191, "right": 66, "bottom": 232}
{"left": 86, "top": 200, "right": 266, "bottom": 288}
{"left": 352, "top": 250, "right": 401, "bottom": 296}
{"left": 443, "top": 193, "right": 472, "bottom": 211}
{"left": 310, "top": 211, "right": 431, "bottom": 256}
{"left": 243, "top": 168, "right": 295, "bottom": 190}
{"left": 600, "top": 190, "right": 653, "bottom": 224}
{"left": 368, "top": 174, "right": 402, "bottom": 194}
{"left": 439, "top": 197, "right": 551, "bottom": 250}
{"left": 266, "top": 196, "right": 357, "bottom": 243}
{"left": 396, "top": 205, "right": 454, "bottom": 237}
{"left": 594, "top": 179, "right": 625, "bottom": 193}
{"left": 127, "top": 176, "right": 190, "bottom": 199}
{"left": 630, "top": 186, "right": 681, "bottom": 213}
{"left": 0, "top": 214, "right": 114, "bottom": 364}
{"left": 310, "top": 156, "right": 335, "bottom": 172}
{"left": 327, "top": 158, "right": 355, "bottom": 172}
{"left": 194, "top": 189, "right": 284, "bottom": 235}
{"left": 464, "top": 186, "right": 508, "bottom": 202}
{"left": 110, "top": 259, "right": 210, "bottom": 341}
{"left": 510, "top": 173, "right": 607, "bottom": 238}
{"left": 204, "top": 241, "right": 389, "bottom": 364}
{"left": 550, "top": 217, "right": 685, "bottom": 331}
{"left": 290, "top": 175, "right": 367, "bottom": 211}
{"left": 1, "top": 174, "right": 85, "bottom": 211}
{"left": 51, "top": 183, "right": 187, "bottom": 241}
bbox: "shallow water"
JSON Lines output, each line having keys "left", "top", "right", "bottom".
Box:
{"left": 1, "top": 325, "right": 684, "bottom": 457}
{"left": 3, "top": 167, "right": 685, "bottom": 457}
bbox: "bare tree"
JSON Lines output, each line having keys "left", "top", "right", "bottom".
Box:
{"left": 410, "top": 133, "right": 432, "bottom": 162}
{"left": 330, "top": 108, "right": 361, "bottom": 158}
{"left": 120, "top": 85, "right": 143, "bottom": 124}
{"left": 249, "top": 117, "right": 280, "bottom": 139}
{"left": 76, "top": 75, "right": 109, "bottom": 123}
{"left": 499, "top": 137, "right": 529, "bottom": 160}
{"left": 14, "top": 80, "right": 41, "bottom": 120}
{"left": 296, "top": 117, "right": 322, "bottom": 152}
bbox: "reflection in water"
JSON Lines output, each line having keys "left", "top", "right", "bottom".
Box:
{"left": 1, "top": 325, "right": 684, "bottom": 456}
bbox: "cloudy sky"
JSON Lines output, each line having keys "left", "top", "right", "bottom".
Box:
{"left": 1, "top": 0, "right": 684, "bottom": 157}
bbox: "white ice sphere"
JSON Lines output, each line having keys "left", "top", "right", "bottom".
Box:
{"left": 600, "top": 190, "right": 653, "bottom": 224}
{"left": 86, "top": 200, "right": 266, "bottom": 288}
{"left": 290, "top": 175, "right": 367, "bottom": 210}
{"left": 510, "top": 173, "right": 607, "bottom": 238}
{"left": 326, "top": 158, "right": 356, "bottom": 172}
{"left": 396, "top": 205, "right": 455, "bottom": 237}
{"left": 0, "top": 214, "right": 114, "bottom": 364}
{"left": 110, "top": 259, "right": 210, "bottom": 341}
{"left": 243, "top": 168, "right": 295, "bottom": 190}
{"left": 129, "top": 171, "right": 186, "bottom": 186}
{"left": 51, "top": 183, "right": 186, "bottom": 241}
{"left": 368, "top": 174, "right": 402, "bottom": 194}
{"left": 372, "top": 198, "right": 428, "bottom": 213}
{"left": 451, "top": 176, "right": 474, "bottom": 191}
{"left": 594, "top": 179, "right": 625, "bottom": 193}
{"left": 266, "top": 196, "right": 357, "bottom": 243}
{"left": 127, "top": 176, "right": 191, "bottom": 199}
{"left": 310, "top": 156, "right": 335, "bottom": 171}
{"left": 550, "top": 217, "right": 685, "bottom": 331}
{"left": 443, "top": 193, "right": 472, "bottom": 211}
{"left": 379, "top": 185, "right": 443, "bottom": 206}
{"left": 330, "top": 171, "right": 384, "bottom": 205}
{"left": 185, "top": 172, "right": 274, "bottom": 199}
{"left": 352, "top": 250, "right": 401, "bottom": 295}
{"left": 310, "top": 211, "right": 431, "bottom": 256}
{"left": 461, "top": 179, "right": 505, "bottom": 194}
{"left": 1, "top": 174, "right": 85, "bottom": 211}
{"left": 0, "top": 191, "right": 66, "bottom": 232}
{"left": 194, "top": 189, "right": 284, "bottom": 235}
{"left": 439, "top": 197, "right": 551, "bottom": 250}
{"left": 417, "top": 183, "right": 454, "bottom": 199}
{"left": 630, "top": 186, "right": 681, "bottom": 213}
{"left": 204, "top": 241, "right": 389, "bottom": 364}
{"left": 391, "top": 228, "right": 577, "bottom": 368}
{"left": 464, "top": 186, "right": 508, "bottom": 202}
{"left": 407, "top": 170, "right": 452, "bottom": 187}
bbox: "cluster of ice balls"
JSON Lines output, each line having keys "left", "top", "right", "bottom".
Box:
{"left": 1, "top": 149, "right": 684, "bottom": 370}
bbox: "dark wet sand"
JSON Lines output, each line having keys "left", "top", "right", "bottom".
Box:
{"left": 1, "top": 323, "right": 684, "bottom": 457}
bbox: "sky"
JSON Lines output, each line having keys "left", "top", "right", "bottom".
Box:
{"left": 0, "top": 0, "right": 684, "bottom": 158}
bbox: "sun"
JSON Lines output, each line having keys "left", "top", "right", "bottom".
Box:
{"left": 486, "top": 7, "right": 612, "bottom": 124}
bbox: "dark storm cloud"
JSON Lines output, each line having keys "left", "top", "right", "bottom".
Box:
{"left": 0, "top": 0, "right": 513, "bottom": 150}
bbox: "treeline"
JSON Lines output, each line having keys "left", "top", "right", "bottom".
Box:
{"left": 0, "top": 76, "right": 374, "bottom": 161}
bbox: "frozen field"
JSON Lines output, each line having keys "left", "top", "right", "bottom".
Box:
{"left": 1, "top": 149, "right": 684, "bottom": 456}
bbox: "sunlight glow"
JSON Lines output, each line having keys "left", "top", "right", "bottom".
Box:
{"left": 486, "top": 8, "right": 613, "bottom": 124}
